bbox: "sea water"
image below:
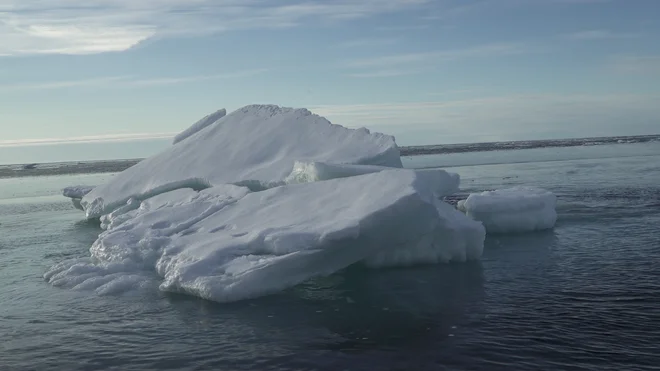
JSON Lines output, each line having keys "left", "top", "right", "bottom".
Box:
{"left": 1, "top": 142, "right": 659, "bottom": 370}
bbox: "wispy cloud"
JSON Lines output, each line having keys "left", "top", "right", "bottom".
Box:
{"left": 427, "top": 87, "right": 492, "bottom": 97}
{"left": 309, "top": 93, "right": 660, "bottom": 144}
{"left": 375, "top": 24, "right": 431, "bottom": 31}
{"left": 344, "top": 42, "right": 529, "bottom": 69}
{"left": 565, "top": 29, "right": 640, "bottom": 40}
{"left": 0, "top": 68, "right": 268, "bottom": 91}
{"left": 0, "top": 132, "right": 177, "bottom": 147}
{"left": 606, "top": 55, "right": 660, "bottom": 75}
{"left": 342, "top": 42, "right": 530, "bottom": 77}
{"left": 420, "top": 0, "right": 613, "bottom": 20}
{"left": 128, "top": 69, "right": 269, "bottom": 86}
{"left": 0, "top": 76, "right": 130, "bottom": 91}
{"left": 335, "top": 37, "right": 399, "bottom": 48}
{"left": 0, "top": 21, "right": 157, "bottom": 56}
{"left": 0, "top": 0, "right": 431, "bottom": 56}
{"left": 548, "top": 0, "right": 612, "bottom": 4}
{"left": 346, "top": 69, "right": 420, "bottom": 78}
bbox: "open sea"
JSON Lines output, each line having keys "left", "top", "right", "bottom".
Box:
{"left": 1, "top": 141, "right": 659, "bottom": 370}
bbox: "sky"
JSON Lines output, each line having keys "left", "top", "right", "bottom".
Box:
{"left": 1, "top": 0, "right": 659, "bottom": 157}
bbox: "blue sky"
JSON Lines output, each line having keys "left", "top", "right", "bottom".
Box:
{"left": 1, "top": 0, "right": 659, "bottom": 150}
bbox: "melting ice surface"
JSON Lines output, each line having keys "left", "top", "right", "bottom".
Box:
{"left": 50, "top": 104, "right": 488, "bottom": 303}
{"left": 458, "top": 186, "right": 557, "bottom": 234}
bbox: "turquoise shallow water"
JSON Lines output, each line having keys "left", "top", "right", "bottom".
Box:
{"left": 1, "top": 142, "right": 659, "bottom": 370}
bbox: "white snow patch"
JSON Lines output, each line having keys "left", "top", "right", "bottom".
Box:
{"left": 47, "top": 170, "right": 484, "bottom": 303}
{"left": 457, "top": 186, "right": 557, "bottom": 233}
{"left": 80, "top": 105, "right": 402, "bottom": 218}
{"left": 172, "top": 108, "right": 226, "bottom": 145}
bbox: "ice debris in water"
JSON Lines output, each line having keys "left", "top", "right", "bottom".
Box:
{"left": 52, "top": 104, "right": 487, "bottom": 303}
{"left": 49, "top": 170, "right": 484, "bottom": 303}
{"left": 457, "top": 186, "right": 557, "bottom": 233}
{"left": 62, "top": 185, "right": 94, "bottom": 199}
{"left": 62, "top": 185, "right": 95, "bottom": 211}
{"left": 80, "top": 104, "right": 403, "bottom": 219}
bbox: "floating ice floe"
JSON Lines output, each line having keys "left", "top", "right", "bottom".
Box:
{"left": 53, "top": 104, "right": 489, "bottom": 303}
{"left": 49, "top": 170, "right": 484, "bottom": 303}
{"left": 79, "top": 105, "right": 402, "bottom": 219}
{"left": 457, "top": 186, "right": 557, "bottom": 234}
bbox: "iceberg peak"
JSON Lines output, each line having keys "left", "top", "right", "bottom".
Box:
{"left": 81, "top": 104, "right": 402, "bottom": 218}
{"left": 172, "top": 108, "right": 227, "bottom": 145}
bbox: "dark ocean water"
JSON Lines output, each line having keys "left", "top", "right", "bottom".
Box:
{"left": 1, "top": 142, "right": 659, "bottom": 370}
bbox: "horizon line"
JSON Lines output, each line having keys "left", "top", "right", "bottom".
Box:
{"left": 2, "top": 133, "right": 658, "bottom": 167}
{"left": 0, "top": 133, "right": 177, "bottom": 148}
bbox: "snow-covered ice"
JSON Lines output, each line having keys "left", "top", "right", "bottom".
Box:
{"left": 457, "top": 186, "right": 557, "bottom": 233}
{"left": 285, "top": 161, "right": 461, "bottom": 198}
{"left": 285, "top": 161, "right": 391, "bottom": 184}
{"left": 53, "top": 104, "right": 490, "bottom": 303}
{"left": 47, "top": 170, "right": 485, "bottom": 303}
{"left": 80, "top": 105, "right": 402, "bottom": 219}
{"left": 172, "top": 108, "right": 226, "bottom": 145}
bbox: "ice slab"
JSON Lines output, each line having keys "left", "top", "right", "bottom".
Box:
{"left": 63, "top": 185, "right": 95, "bottom": 210}
{"left": 457, "top": 186, "right": 557, "bottom": 233}
{"left": 62, "top": 185, "right": 94, "bottom": 199}
{"left": 285, "top": 161, "right": 461, "bottom": 197}
{"left": 172, "top": 108, "right": 226, "bottom": 145}
{"left": 47, "top": 170, "right": 484, "bottom": 303}
{"left": 365, "top": 200, "right": 485, "bottom": 267}
{"left": 81, "top": 105, "right": 402, "bottom": 219}
{"left": 45, "top": 184, "right": 250, "bottom": 296}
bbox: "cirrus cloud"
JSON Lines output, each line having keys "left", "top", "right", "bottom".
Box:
{"left": 0, "top": 0, "right": 431, "bottom": 56}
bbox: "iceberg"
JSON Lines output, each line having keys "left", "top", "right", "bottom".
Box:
{"left": 53, "top": 104, "right": 489, "bottom": 303}
{"left": 80, "top": 105, "right": 402, "bottom": 219}
{"left": 457, "top": 186, "right": 557, "bottom": 234}
{"left": 47, "top": 170, "right": 484, "bottom": 303}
